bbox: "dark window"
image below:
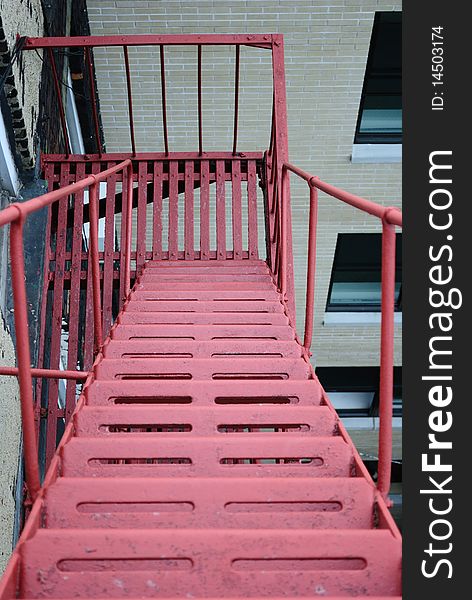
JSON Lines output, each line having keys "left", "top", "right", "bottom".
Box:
{"left": 326, "top": 233, "right": 402, "bottom": 312}
{"left": 355, "top": 12, "right": 402, "bottom": 143}
{"left": 315, "top": 367, "right": 402, "bottom": 419}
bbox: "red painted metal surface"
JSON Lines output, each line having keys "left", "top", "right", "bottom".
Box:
{"left": 85, "top": 47, "right": 103, "bottom": 157}
{"left": 31, "top": 155, "right": 264, "bottom": 472}
{"left": 123, "top": 46, "right": 136, "bottom": 157}
{"left": 0, "top": 258, "right": 401, "bottom": 598}
{"left": 280, "top": 162, "right": 402, "bottom": 502}
{"left": 0, "top": 367, "right": 88, "bottom": 380}
{"left": 160, "top": 45, "right": 169, "bottom": 156}
{"left": 0, "top": 32, "right": 403, "bottom": 599}
{"left": 197, "top": 45, "right": 203, "bottom": 156}
{"left": 24, "top": 34, "right": 274, "bottom": 48}
{"left": 233, "top": 45, "right": 240, "bottom": 156}
{"left": 0, "top": 159, "right": 132, "bottom": 499}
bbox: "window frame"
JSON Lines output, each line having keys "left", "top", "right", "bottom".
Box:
{"left": 354, "top": 11, "right": 402, "bottom": 145}
{"left": 325, "top": 233, "right": 402, "bottom": 313}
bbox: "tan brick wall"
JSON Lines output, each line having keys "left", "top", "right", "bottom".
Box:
{"left": 87, "top": 0, "right": 402, "bottom": 368}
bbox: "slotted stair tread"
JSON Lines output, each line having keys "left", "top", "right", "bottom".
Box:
{"left": 117, "top": 311, "right": 290, "bottom": 325}
{"left": 111, "top": 323, "right": 295, "bottom": 341}
{"left": 74, "top": 404, "right": 337, "bottom": 436}
{"left": 135, "top": 280, "right": 277, "bottom": 290}
{"left": 44, "top": 477, "right": 375, "bottom": 530}
{"left": 3, "top": 256, "right": 401, "bottom": 599}
{"left": 125, "top": 300, "right": 285, "bottom": 313}
{"left": 138, "top": 273, "right": 274, "bottom": 282}
{"left": 129, "top": 289, "right": 281, "bottom": 301}
{"left": 20, "top": 530, "right": 401, "bottom": 598}
{"left": 61, "top": 435, "right": 354, "bottom": 478}
{"left": 84, "top": 379, "right": 325, "bottom": 406}
{"left": 102, "top": 339, "right": 302, "bottom": 359}
{"left": 94, "top": 357, "right": 312, "bottom": 381}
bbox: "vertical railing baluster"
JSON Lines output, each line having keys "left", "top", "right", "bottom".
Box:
{"left": 85, "top": 47, "right": 103, "bottom": 157}
{"left": 88, "top": 180, "right": 103, "bottom": 353}
{"left": 160, "top": 45, "right": 169, "bottom": 156}
{"left": 124, "top": 163, "right": 134, "bottom": 297}
{"left": 123, "top": 46, "right": 136, "bottom": 156}
{"left": 48, "top": 48, "right": 70, "bottom": 158}
{"left": 232, "top": 45, "right": 240, "bottom": 156}
{"left": 10, "top": 214, "right": 41, "bottom": 502}
{"left": 198, "top": 45, "right": 202, "bottom": 156}
{"left": 303, "top": 180, "right": 319, "bottom": 353}
{"left": 377, "top": 220, "right": 397, "bottom": 503}
{"left": 280, "top": 166, "right": 288, "bottom": 298}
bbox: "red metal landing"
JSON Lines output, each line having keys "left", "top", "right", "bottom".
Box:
{"left": 13, "top": 260, "right": 400, "bottom": 598}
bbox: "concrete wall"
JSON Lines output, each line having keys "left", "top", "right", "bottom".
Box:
{"left": 0, "top": 0, "right": 44, "bottom": 169}
{"left": 0, "top": 313, "right": 21, "bottom": 575}
{"left": 0, "top": 0, "right": 44, "bottom": 573}
{"left": 86, "top": 0, "right": 402, "bottom": 368}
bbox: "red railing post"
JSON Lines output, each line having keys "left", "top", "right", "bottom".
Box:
{"left": 47, "top": 48, "right": 70, "bottom": 158}
{"left": 124, "top": 163, "right": 134, "bottom": 297}
{"left": 232, "top": 45, "right": 240, "bottom": 156}
{"left": 279, "top": 163, "right": 401, "bottom": 504}
{"left": 88, "top": 180, "right": 103, "bottom": 353}
{"left": 197, "top": 45, "right": 203, "bottom": 156}
{"left": 85, "top": 47, "right": 103, "bottom": 157}
{"left": 160, "top": 45, "right": 169, "bottom": 156}
{"left": 280, "top": 166, "right": 288, "bottom": 298}
{"left": 303, "top": 179, "right": 319, "bottom": 353}
{"left": 377, "top": 218, "right": 397, "bottom": 502}
{"left": 123, "top": 46, "right": 136, "bottom": 157}
{"left": 272, "top": 35, "right": 295, "bottom": 323}
{"left": 9, "top": 213, "right": 41, "bottom": 502}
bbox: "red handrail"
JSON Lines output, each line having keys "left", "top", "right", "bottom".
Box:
{"left": 280, "top": 162, "right": 402, "bottom": 503}
{"left": 0, "top": 158, "right": 133, "bottom": 503}
{"left": 22, "top": 34, "right": 276, "bottom": 159}
{"left": 0, "top": 367, "right": 89, "bottom": 380}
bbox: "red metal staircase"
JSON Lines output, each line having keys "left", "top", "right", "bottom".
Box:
{"left": 19, "top": 259, "right": 402, "bottom": 598}
{"left": 0, "top": 34, "right": 402, "bottom": 598}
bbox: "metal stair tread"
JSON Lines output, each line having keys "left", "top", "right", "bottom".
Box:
{"left": 20, "top": 529, "right": 401, "bottom": 598}
{"left": 43, "top": 476, "right": 376, "bottom": 530}
{"left": 61, "top": 434, "right": 354, "bottom": 478}
{"left": 74, "top": 404, "right": 338, "bottom": 436}
{"left": 84, "top": 379, "right": 325, "bottom": 406}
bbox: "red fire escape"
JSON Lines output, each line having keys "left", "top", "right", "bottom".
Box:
{"left": 0, "top": 34, "right": 402, "bottom": 598}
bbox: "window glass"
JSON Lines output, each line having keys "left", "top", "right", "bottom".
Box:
{"left": 326, "top": 233, "right": 402, "bottom": 312}
{"left": 355, "top": 12, "right": 402, "bottom": 143}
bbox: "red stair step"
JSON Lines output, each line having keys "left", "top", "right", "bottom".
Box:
{"left": 84, "top": 380, "right": 325, "bottom": 407}
{"left": 135, "top": 280, "right": 277, "bottom": 290}
{"left": 111, "top": 323, "right": 295, "bottom": 341}
{"left": 60, "top": 435, "right": 354, "bottom": 478}
{"left": 138, "top": 273, "right": 273, "bottom": 282}
{"left": 117, "top": 311, "right": 289, "bottom": 325}
{"left": 20, "top": 530, "right": 401, "bottom": 598}
{"left": 44, "top": 477, "right": 375, "bottom": 530}
{"left": 125, "top": 300, "right": 284, "bottom": 313}
{"left": 129, "top": 289, "right": 281, "bottom": 301}
{"left": 94, "top": 357, "right": 312, "bottom": 381}
{"left": 74, "top": 404, "right": 337, "bottom": 437}
{"left": 101, "top": 339, "right": 302, "bottom": 359}
{"left": 144, "top": 259, "right": 269, "bottom": 269}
